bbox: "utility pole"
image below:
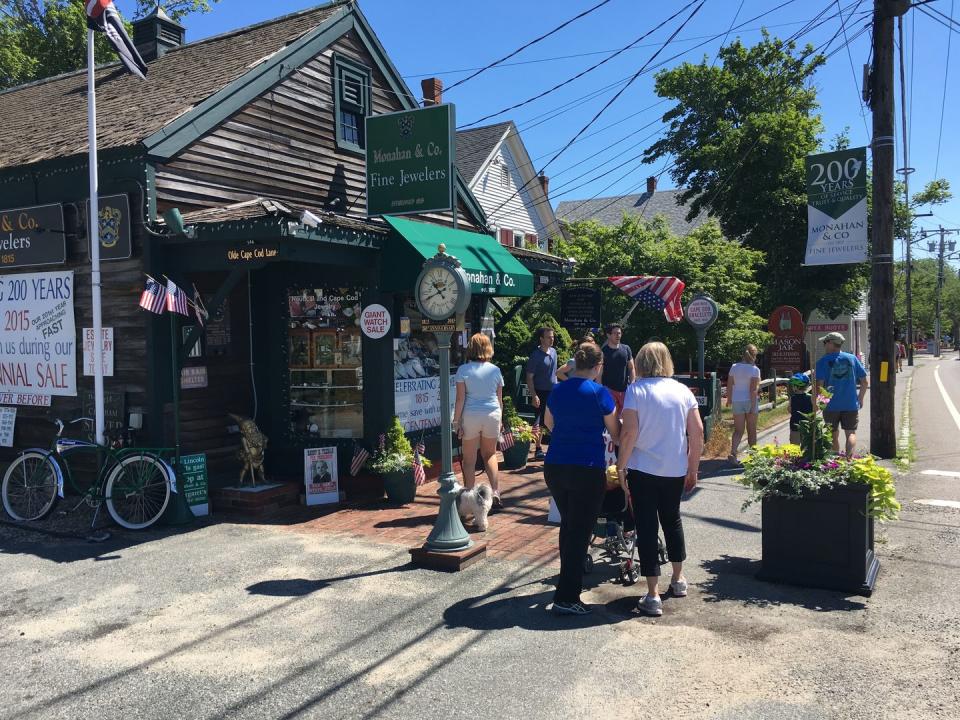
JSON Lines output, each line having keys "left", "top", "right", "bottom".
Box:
{"left": 897, "top": 16, "right": 915, "bottom": 365}
{"left": 935, "top": 227, "right": 945, "bottom": 358}
{"left": 869, "top": 0, "right": 906, "bottom": 459}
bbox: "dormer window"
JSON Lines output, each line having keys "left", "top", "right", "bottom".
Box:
{"left": 334, "top": 55, "right": 371, "bottom": 153}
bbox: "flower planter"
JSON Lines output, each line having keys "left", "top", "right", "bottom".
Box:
{"left": 757, "top": 482, "right": 880, "bottom": 596}
{"left": 500, "top": 440, "right": 531, "bottom": 470}
{"left": 382, "top": 468, "right": 416, "bottom": 505}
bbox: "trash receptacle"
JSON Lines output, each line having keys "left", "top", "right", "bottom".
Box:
{"left": 673, "top": 373, "right": 719, "bottom": 442}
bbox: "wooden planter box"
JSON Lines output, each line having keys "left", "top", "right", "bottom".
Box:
{"left": 758, "top": 482, "right": 880, "bottom": 596}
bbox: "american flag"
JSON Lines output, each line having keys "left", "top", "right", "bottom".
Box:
{"left": 413, "top": 442, "right": 426, "bottom": 486}
{"left": 609, "top": 275, "right": 686, "bottom": 323}
{"left": 166, "top": 279, "right": 190, "bottom": 316}
{"left": 498, "top": 429, "right": 515, "bottom": 450}
{"left": 138, "top": 278, "right": 166, "bottom": 314}
{"left": 350, "top": 443, "right": 370, "bottom": 477}
{"left": 86, "top": 0, "right": 147, "bottom": 79}
{"left": 531, "top": 420, "right": 541, "bottom": 444}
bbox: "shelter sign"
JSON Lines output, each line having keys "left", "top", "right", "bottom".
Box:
{"left": 805, "top": 147, "right": 868, "bottom": 265}
{"left": 365, "top": 104, "right": 455, "bottom": 216}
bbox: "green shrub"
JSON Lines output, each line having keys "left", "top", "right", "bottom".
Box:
{"left": 367, "top": 416, "right": 431, "bottom": 474}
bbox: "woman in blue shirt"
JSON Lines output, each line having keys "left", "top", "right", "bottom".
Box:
{"left": 543, "top": 342, "right": 620, "bottom": 616}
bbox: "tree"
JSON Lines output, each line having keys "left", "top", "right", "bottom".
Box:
{"left": 643, "top": 33, "right": 867, "bottom": 318}
{"left": 549, "top": 215, "right": 771, "bottom": 367}
{"left": 894, "top": 257, "right": 960, "bottom": 338}
{"left": 1, "top": 1, "right": 216, "bottom": 90}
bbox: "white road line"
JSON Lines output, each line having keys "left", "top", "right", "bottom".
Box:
{"left": 914, "top": 499, "right": 960, "bottom": 510}
{"left": 921, "top": 469, "right": 960, "bottom": 479}
{"left": 933, "top": 364, "right": 960, "bottom": 433}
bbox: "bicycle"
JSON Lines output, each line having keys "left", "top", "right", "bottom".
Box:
{"left": 1, "top": 417, "right": 176, "bottom": 530}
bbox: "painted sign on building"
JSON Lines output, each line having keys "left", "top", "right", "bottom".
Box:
{"left": 0, "top": 204, "right": 66, "bottom": 269}
{"left": 805, "top": 147, "right": 868, "bottom": 265}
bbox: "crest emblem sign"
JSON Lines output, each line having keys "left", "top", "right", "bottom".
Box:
{"left": 85, "top": 193, "right": 132, "bottom": 261}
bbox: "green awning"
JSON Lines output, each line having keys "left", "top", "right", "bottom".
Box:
{"left": 382, "top": 216, "right": 534, "bottom": 297}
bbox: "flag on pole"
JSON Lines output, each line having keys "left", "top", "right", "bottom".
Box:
{"left": 166, "top": 279, "right": 190, "bottom": 316}
{"left": 86, "top": 0, "right": 148, "bottom": 79}
{"left": 192, "top": 285, "right": 208, "bottom": 327}
{"left": 608, "top": 276, "right": 686, "bottom": 323}
{"left": 138, "top": 278, "right": 166, "bottom": 314}
{"left": 498, "top": 429, "right": 515, "bottom": 451}
{"left": 413, "top": 442, "right": 426, "bottom": 486}
{"left": 350, "top": 443, "right": 370, "bottom": 477}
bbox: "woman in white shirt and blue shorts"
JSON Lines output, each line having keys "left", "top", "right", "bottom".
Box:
{"left": 726, "top": 344, "right": 761, "bottom": 464}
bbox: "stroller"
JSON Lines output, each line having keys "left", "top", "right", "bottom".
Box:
{"left": 585, "top": 485, "right": 667, "bottom": 585}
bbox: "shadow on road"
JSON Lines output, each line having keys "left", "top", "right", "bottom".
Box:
{"left": 699, "top": 555, "right": 867, "bottom": 612}
{"left": 246, "top": 562, "right": 416, "bottom": 597}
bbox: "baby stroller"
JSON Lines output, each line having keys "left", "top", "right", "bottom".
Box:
{"left": 586, "top": 485, "right": 666, "bottom": 585}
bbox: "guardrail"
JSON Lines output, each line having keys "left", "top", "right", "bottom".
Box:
{"left": 757, "top": 376, "right": 794, "bottom": 412}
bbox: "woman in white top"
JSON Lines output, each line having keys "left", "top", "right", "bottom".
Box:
{"left": 726, "top": 344, "right": 761, "bottom": 464}
{"left": 616, "top": 342, "right": 704, "bottom": 617}
{"left": 556, "top": 331, "right": 595, "bottom": 381}
{"left": 453, "top": 333, "right": 504, "bottom": 504}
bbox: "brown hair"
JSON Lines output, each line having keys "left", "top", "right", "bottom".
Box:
{"left": 635, "top": 341, "right": 675, "bottom": 378}
{"left": 574, "top": 342, "right": 603, "bottom": 370}
{"left": 742, "top": 344, "right": 758, "bottom": 363}
{"left": 573, "top": 331, "right": 595, "bottom": 349}
{"left": 467, "top": 333, "right": 494, "bottom": 362}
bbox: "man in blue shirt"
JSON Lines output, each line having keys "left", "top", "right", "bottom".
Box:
{"left": 814, "top": 332, "right": 869, "bottom": 456}
{"left": 525, "top": 327, "right": 557, "bottom": 459}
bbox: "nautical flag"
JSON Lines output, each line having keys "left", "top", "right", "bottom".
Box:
{"left": 498, "top": 429, "right": 515, "bottom": 451}
{"left": 166, "top": 279, "right": 190, "bottom": 316}
{"left": 350, "top": 444, "right": 370, "bottom": 477}
{"left": 138, "top": 278, "right": 166, "bottom": 314}
{"left": 192, "top": 285, "right": 208, "bottom": 327}
{"left": 609, "top": 275, "right": 686, "bottom": 323}
{"left": 86, "top": 0, "right": 148, "bottom": 79}
{"left": 413, "top": 442, "right": 426, "bottom": 486}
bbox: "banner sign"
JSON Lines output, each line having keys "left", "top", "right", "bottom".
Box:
{"left": 84, "top": 194, "right": 132, "bottom": 261}
{"left": 0, "top": 270, "right": 76, "bottom": 399}
{"left": 394, "top": 374, "right": 457, "bottom": 432}
{"left": 805, "top": 147, "right": 868, "bottom": 265}
{"left": 180, "top": 452, "right": 209, "bottom": 516}
{"left": 304, "top": 446, "right": 339, "bottom": 505}
{"left": 560, "top": 287, "right": 601, "bottom": 330}
{"left": 82, "top": 327, "right": 114, "bottom": 377}
{"left": 365, "top": 104, "right": 455, "bottom": 216}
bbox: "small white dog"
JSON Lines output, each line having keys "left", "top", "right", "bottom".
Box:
{"left": 456, "top": 483, "right": 494, "bottom": 531}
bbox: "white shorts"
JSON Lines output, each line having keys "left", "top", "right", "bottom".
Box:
{"left": 461, "top": 410, "right": 502, "bottom": 440}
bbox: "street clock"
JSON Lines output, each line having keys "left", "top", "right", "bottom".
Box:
{"left": 414, "top": 244, "right": 472, "bottom": 321}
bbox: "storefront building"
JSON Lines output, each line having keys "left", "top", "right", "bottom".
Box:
{"left": 0, "top": 2, "right": 569, "bottom": 487}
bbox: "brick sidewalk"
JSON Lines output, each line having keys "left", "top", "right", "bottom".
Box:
{"left": 280, "top": 450, "right": 561, "bottom": 564}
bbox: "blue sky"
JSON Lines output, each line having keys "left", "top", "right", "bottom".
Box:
{"left": 123, "top": 0, "right": 959, "bottom": 262}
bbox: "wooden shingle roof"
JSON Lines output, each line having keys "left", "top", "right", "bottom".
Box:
{"left": 0, "top": 2, "right": 347, "bottom": 170}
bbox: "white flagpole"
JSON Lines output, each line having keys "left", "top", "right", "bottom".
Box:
{"left": 87, "top": 29, "right": 105, "bottom": 446}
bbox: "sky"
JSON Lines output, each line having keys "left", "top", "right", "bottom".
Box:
{"left": 121, "top": 0, "right": 959, "bottom": 264}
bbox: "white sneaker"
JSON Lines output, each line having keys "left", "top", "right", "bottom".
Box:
{"left": 670, "top": 578, "right": 688, "bottom": 597}
{"left": 636, "top": 594, "right": 662, "bottom": 617}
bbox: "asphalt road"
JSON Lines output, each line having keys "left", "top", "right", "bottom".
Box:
{"left": 1, "top": 361, "right": 958, "bottom": 720}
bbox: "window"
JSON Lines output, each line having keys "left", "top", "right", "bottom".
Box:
{"left": 513, "top": 232, "right": 523, "bottom": 248}
{"left": 334, "top": 56, "right": 370, "bottom": 153}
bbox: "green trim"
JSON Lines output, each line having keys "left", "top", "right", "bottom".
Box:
{"left": 332, "top": 53, "right": 372, "bottom": 155}
{"left": 382, "top": 215, "right": 533, "bottom": 297}
{"left": 350, "top": 5, "right": 419, "bottom": 110}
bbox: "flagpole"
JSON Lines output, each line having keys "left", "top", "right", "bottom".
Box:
{"left": 87, "top": 28, "right": 105, "bottom": 446}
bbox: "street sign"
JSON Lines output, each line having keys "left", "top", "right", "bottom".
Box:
{"left": 365, "top": 104, "right": 454, "bottom": 217}
{"left": 685, "top": 294, "right": 718, "bottom": 329}
{"left": 805, "top": 147, "right": 868, "bottom": 265}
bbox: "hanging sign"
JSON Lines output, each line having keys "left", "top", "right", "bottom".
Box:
{"left": 365, "top": 104, "right": 455, "bottom": 216}
{"left": 0, "top": 204, "right": 66, "bottom": 269}
{"left": 304, "top": 447, "right": 339, "bottom": 505}
{"left": 805, "top": 147, "right": 868, "bottom": 265}
{"left": 180, "top": 452, "right": 209, "bottom": 516}
{"left": 0, "top": 406, "right": 16, "bottom": 447}
{"left": 360, "top": 304, "right": 391, "bottom": 339}
{"left": 82, "top": 327, "right": 114, "bottom": 376}
{"left": 560, "top": 286, "right": 601, "bottom": 330}
{"left": 84, "top": 194, "right": 132, "bottom": 261}
{"left": 0, "top": 270, "right": 76, "bottom": 399}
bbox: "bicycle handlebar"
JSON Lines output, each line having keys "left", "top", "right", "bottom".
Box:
{"left": 51, "top": 416, "right": 94, "bottom": 438}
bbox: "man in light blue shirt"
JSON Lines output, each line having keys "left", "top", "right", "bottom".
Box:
{"left": 814, "top": 332, "right": 868, "bottom": 455}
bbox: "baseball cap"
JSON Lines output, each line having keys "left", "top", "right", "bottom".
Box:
{"left": 819, "top": 331, "right": 846, "bottom": 345}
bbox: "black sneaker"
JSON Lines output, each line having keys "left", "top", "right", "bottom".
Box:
{"left": 552, "top": 601, "right": 591, "bottom": 616}
{"left": 534, "top": 449, "right": 546, "bottom": 460}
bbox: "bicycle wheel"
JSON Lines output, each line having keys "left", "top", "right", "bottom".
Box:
{"left": 2, "top": 451, "right": 59, "bottom": 521}
{"left": 104, "top": 453, "right": 171, "bottom": 530}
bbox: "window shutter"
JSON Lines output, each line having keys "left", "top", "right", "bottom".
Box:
{"left": 524, "top": 233, "right": 538, "bottom": 249}
{"left": 341, "top": 71, "right": 364, "bottom": 108}
{"left": 499, "top": 228, "right": 512, "bottom": 246}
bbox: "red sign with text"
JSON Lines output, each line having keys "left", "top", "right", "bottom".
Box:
{"left": 767, "top": 305, "right": 804, "bottom": 371}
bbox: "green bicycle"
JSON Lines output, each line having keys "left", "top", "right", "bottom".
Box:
{"left": 1, "top": 417, "right": 175, "bottom": 530}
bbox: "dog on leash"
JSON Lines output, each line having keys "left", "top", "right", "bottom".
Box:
{"left": 457, "top": 483, "right": 494, "bottom": 531}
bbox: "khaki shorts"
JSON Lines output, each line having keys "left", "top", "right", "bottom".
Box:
{"left": 461, "top": 410, "right": 502, "bottom": 440}
{"left": 823, "top": 410, "right": 859, "bottom": 432}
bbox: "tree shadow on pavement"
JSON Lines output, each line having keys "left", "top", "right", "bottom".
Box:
{"left": 699, "top": 555, "right": 867, "bottom": 612}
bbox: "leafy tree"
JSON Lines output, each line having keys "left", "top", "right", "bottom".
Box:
{"left": 894, "top": 257, "right": 960, "bottom": 339}
{"left": 493, "top": 311, "right": 571, "bottom": 391}
{"left": 643, "top": 32, "right": 866, "bottom": 317}
{"left": 1, "top": 1, "right": 216, "bottom": 89}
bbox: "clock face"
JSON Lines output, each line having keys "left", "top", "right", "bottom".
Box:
{"left": 417, "top": 265, "right": 461, "bottom": 320}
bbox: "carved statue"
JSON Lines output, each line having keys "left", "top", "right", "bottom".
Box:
{"left": 228, "top": 413, "right": 268, "bottom": 486}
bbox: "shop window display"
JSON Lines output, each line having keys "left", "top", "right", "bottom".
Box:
{"left": 288, "top": 288, "right": 363, "bottom": 438}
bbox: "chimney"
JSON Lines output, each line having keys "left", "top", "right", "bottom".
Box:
{"left": 132, "top": 6, "right": 186, "bottom": 62}
{"left": 646, "top": 176, "right": 657, "bottom": 194}
{"left": 421, "top": 77, "right": 443, "bottom": 106}
{"left": 538, "top": 171, "right": 549, "bottom": 198}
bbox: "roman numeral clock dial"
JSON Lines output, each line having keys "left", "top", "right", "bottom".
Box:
{"left": 415, "top": 253, "right": 471, "bottom": 322}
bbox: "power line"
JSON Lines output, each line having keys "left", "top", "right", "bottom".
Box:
{"left": 925, "top": 2, "right": 960, "bottom": 27}
{"left": 934, "top": 0, "right": 955, "bottom": 177}
{"left": 443, "top": 0, "right": 615, "bottom": 94}
{"left": 917, "top": 4, "right": 960, "bottom": 32}
{"left": 837, "top": 0, "right": 870, "bottom": 137}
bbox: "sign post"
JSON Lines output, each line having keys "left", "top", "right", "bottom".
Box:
{"left": 684, "top": 293, "right": 718, "bottom": 377}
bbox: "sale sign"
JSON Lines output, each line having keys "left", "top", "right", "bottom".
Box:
{"left": 0, "top": 271, "right": 76, "bottom": 399}
{"left": 360, "top": 304, "right": 391, "bottom": 339}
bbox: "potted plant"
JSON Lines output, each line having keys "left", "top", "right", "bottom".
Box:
{"left": 367, "top": 416, "right": 431, "bottom": 504}
{"left": 500, "top": 397, "right": 534, "bottom": 470}
{"left": 737, "top": 402, "right": 899, "bottom": 596}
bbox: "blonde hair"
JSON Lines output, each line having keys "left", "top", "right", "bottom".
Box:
{"left": 467, "top": 333, "right": 494, "bottom": 362}
{"left": 743, "top": 344, "right": 758, "bottom": 363}
{"left": 635, "top": 341, "right": 674, "bottom": 378}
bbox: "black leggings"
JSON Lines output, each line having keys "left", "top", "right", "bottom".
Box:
{"left": 534, "top": 389, "right": 551, "bottom": 432}
{"left": 627, "top": 470, "right": 686, "bottom": 577}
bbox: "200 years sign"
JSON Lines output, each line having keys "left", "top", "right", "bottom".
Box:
{"left": 0, "top": 204, "right": 67, "bottom": 269}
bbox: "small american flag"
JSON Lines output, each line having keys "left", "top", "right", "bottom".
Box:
{"left": 138, "top": 278, "right": 166, "bottom": 314}
{"left": 413, "top": 442, "right": 426, "bottom": 486}
{"left": 609, "top": 275, "right": 686, "bottom": 323}
{"left": 350, "top": 443, "right": 370, "bottom": 476}
{"left": 166, "top": 279, "right": 190, "bottom": 316}
{"left": 498, "top": 429, "right": 515, "bottom": 450}
{"left": 531, "top": 420, "right": 541, "bottom": 444}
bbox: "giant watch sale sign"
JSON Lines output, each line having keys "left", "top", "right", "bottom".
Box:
{"left": 0, "top": 271, "right": 77, "bottom": 400}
